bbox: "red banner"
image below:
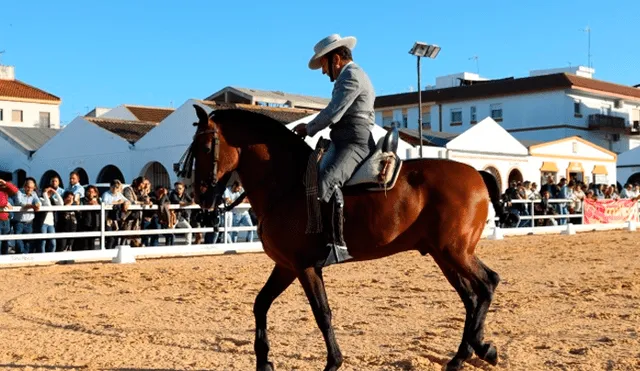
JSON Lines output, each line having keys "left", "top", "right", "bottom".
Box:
{"left": 583, "top": 198, "right": 639, "bottom": 224}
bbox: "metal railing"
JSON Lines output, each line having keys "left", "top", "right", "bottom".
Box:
{"left": 0, "top": 203, "right": 258, "bottom": 249}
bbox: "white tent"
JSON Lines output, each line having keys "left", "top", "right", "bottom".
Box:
{"left": 285, "top": 114, "right": 413, "bottom": 159}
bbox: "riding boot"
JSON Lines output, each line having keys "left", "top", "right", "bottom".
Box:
{"left": 319, "top": 189, "right": 353, "bottom": 267}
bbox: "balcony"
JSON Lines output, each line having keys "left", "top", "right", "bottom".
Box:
{"left": 588, "top": 114, "right": 626, "bottom": 131}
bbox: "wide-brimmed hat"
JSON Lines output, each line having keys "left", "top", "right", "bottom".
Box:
{"left": 308, "top": 34, "right": 357, "bottom": 70}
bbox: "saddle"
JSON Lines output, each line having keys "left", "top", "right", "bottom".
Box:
{"left": 304, "top": 127, "right": 402, "bottom": 235}
{"left": 319, "top": 126, "right": 403, "bottom": 191}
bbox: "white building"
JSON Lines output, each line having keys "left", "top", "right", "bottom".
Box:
{"left": 397, "top": 117, "right": 616, "bottom": 191}
{"left": 616, "top": 147, "right": 640, "bottom": 185}
{"left": 0, "top": 65, "right": 61, "bottom": 129}
{"left": 205, "top": 86, "right": 330, "bottom": 111}
{"left": 375, "top": 66, "right": 640, "bottom": 154}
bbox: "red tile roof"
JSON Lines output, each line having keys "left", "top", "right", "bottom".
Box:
{"left": 375, "top": 73, "right": 640, "bottom": 108}
{"left": 124, "top": 105, "right": 175, "bottom": 123}
{"left": 85, "top": 117, "right": 157, "bottom": 143}
{"left": 0, "top": 79, "right": 61, "bottom": 103}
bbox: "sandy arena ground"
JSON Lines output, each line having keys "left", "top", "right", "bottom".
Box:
{"left": 0, "top": 230, "right": 639, "bottom": 371}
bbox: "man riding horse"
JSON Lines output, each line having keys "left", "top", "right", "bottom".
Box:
{"left": 293, "top": 34, "right": 377, "bottom": 266}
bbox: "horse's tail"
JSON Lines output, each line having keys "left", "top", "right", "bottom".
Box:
{"left": 478, "top": 170, "right": 505, "bottom": 227}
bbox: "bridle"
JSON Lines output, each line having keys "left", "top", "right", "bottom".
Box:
{"left": 175, "top": 121, "right": 244, "bottom": 211}
{"left": 177, "top": 128, "right": 220, "bottom": 189}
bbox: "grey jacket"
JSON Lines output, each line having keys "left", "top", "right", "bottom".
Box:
{"left": 307, "top": 62, "right": 375, "bottom": 144}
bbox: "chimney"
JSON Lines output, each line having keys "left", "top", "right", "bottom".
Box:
{"left": 0, "top": 65, "right": 15, "bottom": 80}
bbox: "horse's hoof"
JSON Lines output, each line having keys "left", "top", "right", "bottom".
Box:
{"left": 444, "top": 357, "right": 464, "bottom": 371}
{"left": 477, "top": 343, "right": 498, "bottom": 366}
{"left": 257, "top": 361, "right": 275, "bottom": 371}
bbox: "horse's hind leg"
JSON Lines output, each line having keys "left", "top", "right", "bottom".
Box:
{"left": 431, "top": 255, "right": 477, "bottom": 371}
{"left": 298, "top": 267, "right": 343, "bottom": 371}
{"left": 460, "top": 256, "right": 500, "bottom": 365}
{"left": 254, "top": 265, "right": 296, "bottom": 371}
{"left": 469, "top": 257, "right": 500, "bottom": 363}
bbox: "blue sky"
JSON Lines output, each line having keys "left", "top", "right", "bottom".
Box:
{"left": 2, "top": 0, "right": 639, "bottom": 125}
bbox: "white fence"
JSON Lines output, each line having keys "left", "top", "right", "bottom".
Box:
{"left": 0, "top": 198, "right": 637, "bottom": 267}
{"left": 0, "top": 203, "right": 261, "bottom": 266}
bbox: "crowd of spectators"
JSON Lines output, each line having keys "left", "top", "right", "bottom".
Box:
{"left": 499, "top": 176, "right": 640, "bottom": 228}
{"left": 0, "top": 171, "right": 257, "bottom": 255}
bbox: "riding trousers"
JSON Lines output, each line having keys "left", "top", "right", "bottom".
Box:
{"left": 318, "top": 121, "right": 376, "bottom": 204}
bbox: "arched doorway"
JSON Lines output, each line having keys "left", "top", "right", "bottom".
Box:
{"left": 40, "top": 170, "right": 64, "bottom": 189}
{"left": 508, "top": 168, "right": 523, "bottom": 185}
{"left": 628, "top": 172, "right": 640, "bottom": 185}
{"left": 73, "top": 167, "right": 89, "bottom": 186}
{"left": 140, "top": 161, "right": 171, "bottom": 189}
{"left": 483, "top": 166, "right": 502, "bottom": 194}
{"left": 97, "top": 165, "right": 125, "bottom": 184}
{"left": 13, "top": 169, "right": 26, "bottom": 188}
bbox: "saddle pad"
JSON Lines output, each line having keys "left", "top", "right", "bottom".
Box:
{"left": 345, "top": 150, "right": 402, "bottom": 191}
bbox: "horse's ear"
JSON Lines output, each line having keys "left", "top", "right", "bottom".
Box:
{"left": 193, "top": 104, "right": 209, "bottom": 127}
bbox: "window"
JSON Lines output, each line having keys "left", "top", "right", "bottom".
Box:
{"left": 450, "top": 109, "right": 462, "bottom": 125}
{"left": 0, "top": 109, "right": 3, "bottom": 121}
{"left": 39, "top": 112, "right": 51, "bottom": 127}
{"left": 402, "top": 114, "right": 408, "bottom": 128}
{"left": 490, "top": 104, "right": 502, "bottom": 121}
{"left": 470, "top": 106, "right": 477, "bottom": 123}
{"left": 574, "top": 101, "right": 582, "bottom": 117}
{"left": 422, "top": 112, "right": 431, "bottom": 128}
{"left": 572, "top": 142, "right": 578, "bottom": 153}
{"left": 12, "top": 110, "right": 23, "bottom": 123}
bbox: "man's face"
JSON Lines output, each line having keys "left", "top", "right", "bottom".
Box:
{"left": 70, "top": 174, "right": 79, "bottom": 185}
{"left": 51, "top": 178, "right": 60, "bottom": 188}
{"left": 320, "top": 54, "right": 341, "bottom": 82}
{"left": 24, "top": 180, "right": 35, "bottom": 194}
{"left": 176, "top": 184, "right": 185, "bottom": 195}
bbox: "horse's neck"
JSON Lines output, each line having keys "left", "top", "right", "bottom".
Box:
{"left": 235, "top": 143, "right": 306, "bottom": 217}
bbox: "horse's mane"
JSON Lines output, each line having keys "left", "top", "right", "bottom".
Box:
{"left": 211, "top": 108, "right": 313, "bottom": 157}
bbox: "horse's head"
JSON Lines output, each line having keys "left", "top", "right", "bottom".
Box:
{"left": 186, "top": 104, "right": 241, "bottom": 209}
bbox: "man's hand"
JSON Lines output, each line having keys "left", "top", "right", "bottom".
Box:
{"left": 293, "top": 123, "right": 308, "bottom": 138}
{"left": 0, "top": 179, "right": 6, "bottom": 187}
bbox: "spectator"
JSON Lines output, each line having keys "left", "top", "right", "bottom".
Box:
{"left": 11, "top": 177, "right": 41, "bottom": 254}
{"left": 39, "top": 186, "right": 62, "bottom": 253}
{"left": 0, "top": 178, "right": 19, "bottom": 255}
{"left": 79, "top": 185, "right": 101, "bottom": 250}
{"left": 66, "top": 171, "right": 85, "bottom": 205}
{"left": 122, "top": 176, "right": 150, "bottom": 247}
{"left": 146, "top": 185, "right": 172, "bottom": 246}
{"left": 102, "top": 180, "right": 129, "bottom": 250}
{"left": 168, "top": 181, "right": 193, "bottom": 245}
{"left": 56, "top": 191, "right": 78, "bottom": 252}
{"left": 555, "top": 178, "right": 569, "bottom": 225}
{"left": 571, "top": 182, "right": 586, "bottom": 224}
{"left": 620, "top": 183, "right": 633, "bottom": 198}
{"left": 223, "top": 181, "right": 254, "bottom": 242}
{"left": 50, "top": 176, "right": 65, "bottom": 196}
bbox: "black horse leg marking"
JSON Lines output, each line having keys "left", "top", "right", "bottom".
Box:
{"left": 433, "top": 255, "right": 478, "bottom": 371}
{"left": 298, "top": 267, "right": 343, "bottom": 371}
{"left": 254, "top": 265, "right": 296, "bottom": 371}
{"left": 466, "top": 256, "right": 500, "bottom": 366}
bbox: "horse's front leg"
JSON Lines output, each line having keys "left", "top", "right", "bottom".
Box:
{"left": 254, "top": 265, "right": 296, "bottom": 371}
{"left": 298, "top": 266, "right": 343, "bottom": 371}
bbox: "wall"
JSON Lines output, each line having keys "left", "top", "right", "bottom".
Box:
{"left": 0, "top": 100, "right": 60, "bottom": 128}
{"left": 30, "top": 118, "right": 134, "bottom": 185}
{"left": 432, "top": 90, "right": 568, "bottom": 133}
{"left": 0, "top": 137, "right": 30, "bottom": 176}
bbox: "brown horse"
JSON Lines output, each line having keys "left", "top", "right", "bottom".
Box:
{"left": 184, "top": 105, "right": 503, "bottom": 371}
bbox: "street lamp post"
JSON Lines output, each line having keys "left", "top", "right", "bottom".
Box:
{"left": 409, "top": 42, "right": 440, "bottom": 158}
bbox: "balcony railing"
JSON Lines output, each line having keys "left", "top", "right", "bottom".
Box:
{"left": 588, "top": 114, "right": 626, "bottom": 130}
